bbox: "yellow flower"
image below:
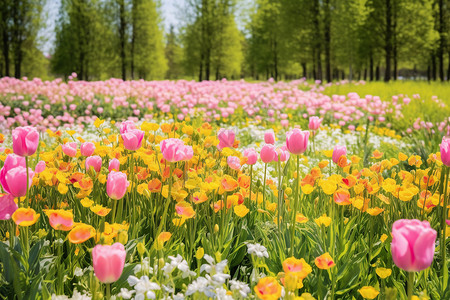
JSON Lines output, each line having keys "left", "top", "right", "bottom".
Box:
{"left": 375, "top": 267, "right": 392, "bottom": 279}
{"left": 398, "top": 152, "right": 408, "bottom": 161}
{"left": 58, "top": 183, "right": 69, "bottom": 194}
{"left": 296, "top": 213, "right": 308, "bottom": 223}
{"left": 94, "top": 118, "right": 104, "bottom": 128}
{"left": 380, "top": 234, "right": 388, "bottom": 242}
{"left": 90, "top": 205, "right": 111, "bottom": 217}
{"left": 301, "top": 184, "right": 314, "bottom": 194}
{"left": 358, "top": 286, "right": 379, "bottom": 299}
{"left": 366, "top": 207, "right": 385, "bottom": 216}
{"left": 196, "top": 247, "right": 205, "bottom": 260}
{"left": 80, "top": 197, "right": 94, "bottom": 208}
{"left": 234, "top": 204, "right": 249, "bottom": 217}
{"left": 315, "top": 214, "right": 331, "bottom": 227}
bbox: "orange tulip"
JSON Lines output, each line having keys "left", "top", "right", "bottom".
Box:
{"left": 68, "top": 224, "right": 95, "bottom": 244}
{"left": 12, "top": 208, "right": 40, "bottom": 227}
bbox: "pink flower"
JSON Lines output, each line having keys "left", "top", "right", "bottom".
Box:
{"left": 440, "top": 137, "right": 450, "bottom": 167}
{"left": 12, "top": 126, "right": 39, "bottom": 157}
{"left": 92, "top": 243, "right": 126, "bottom": 283}
{"left": 308, "top": 116, "right": 322, "bottom": 131}
{"left": 35, "top": 161, "right": 46, "bottom": 173}
{"left": 227, "top": 156, "right": 241, "bottom": 170}
{"left": 160, "top": 138, "right": 193, "bottom": 162}
{"left": 120, "top": 120, "right": 137, "bottom": 134}
{"left": 122, "top": 129, "right": 144, "bottom": 151}
{"left": 264, "top": 130, "right": 275, "bottom": 144}
{"left": 109, "top": 158, "right": 120, "bottom": 172}
{"left": 286, "top": 128, "right": 309, "bottom": 155}
{"left": 106, "top": 171, "right": 129, "bottom": 200}
{"left": 86, "top": 156, "right": 102, "bottom": 173}
{"left": 62, "top": 142, "right": 77, "bottom": 157}
{"left": 217, "top": 129, "right": 235, "bottom": 150}
{"left": 0, "top": 193, "right": 18, "bottom": 220}
{"left": 332, "top": 145, "right": 347, "bottom": 163}
{"left": 243, "top": 148, "right": 258, "bottom": 165}
{"left": 1, "top": 166, "right": 34, "bottom": 197}
{"left": 391, "top": 219, "right": 437, "bottom": 272}
{"left": 80, "top": 142, "right": 96, "bottom": 157}
{"left": 260, "top": 144, "right": 277, "bottom": 163}
{"left": 276, "top": 146, "right": 290, "bottom": 162}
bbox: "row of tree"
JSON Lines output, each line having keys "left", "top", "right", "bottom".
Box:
{"left": 0, "top": 0, "right": 449, "bottom": 81}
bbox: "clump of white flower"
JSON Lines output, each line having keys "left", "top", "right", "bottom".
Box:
{"left": 51, "top": 289, "right": 91, "bottom": 300}
{"left": 127, "top": 275, "right": 161, "bottom": 300}
{"left": 133, "top": 257, "right": 154, "bottom": 275}
{"left": 247, "top": 243, "right": 269, "bottom": 258}
{"left": 185, "top": 277, "right": 215, "bottom": 298}
{"left": 162, "top": 254, "right": 196, "bottom": 278}
{"left": 229, "top": 279, "right": 251, "bottom": 298}
{"left": 200, "top": 255, "right": 230, "bottom": 285}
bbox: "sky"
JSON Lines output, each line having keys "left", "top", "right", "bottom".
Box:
{"left": 40, "top": 0, "right": 190, "bottom": 55}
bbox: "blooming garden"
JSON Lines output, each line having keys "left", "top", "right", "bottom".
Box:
{"left": 1, "top": 77, "right": 450, "bottom": 300}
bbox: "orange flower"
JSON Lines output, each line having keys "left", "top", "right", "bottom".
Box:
{"left": 158, "top": 231, "right": 172, "bottom": 243}
{"left": 12, "top": 208, "right": 40, "bottom": 227}
{"left": 221, "top": 175, "right": 238, "bottom": 191}
{"left": 254, "top": 277, "right": 282, "bottom": 300}
{"left": 238, "top": 175, "right": 250, "bottom": 189}
{"left": 44, "top": 209, "right": 74, "bottom": 231}
{"left": 337, "top": 155, "right": 349, "bottom": 168}
{"left": 175, "top": 201, "right": 196, "bottom": 218}
{"left": 90, "top": 205, "right": 111, "bottom": 217}
{"left": 148, "top": 178, "right": 162, "bottom": 192}
{"left": 315, "top": 252, "right": 335, "bottom": 269}
{"left": 371, "top": 150, "right": 383, "bottom": 159}
{"left": 193, "top": 191, "right": 208, "bottom": 204}
{"left": 282, "top": 257, "right": 312, "bottom": 279}
{"left": 68, "top": 224, "right": 95, "bottom": 244}
{"left": 296, "top": 213, "right": 309, "bottom": 223}
{"left": 333, "top": 189, "right": 351, "bottom": 205}
{"left": 213, "top": 200, "right": 224, "bottom": 213}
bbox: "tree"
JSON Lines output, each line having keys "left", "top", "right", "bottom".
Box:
{"left": 165, "top": 25, "right": 184, "bottom": 79}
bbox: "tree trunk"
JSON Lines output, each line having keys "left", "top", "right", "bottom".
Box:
{"left": 302, "top": 62, "right": 307, "bottom": 78}
{"left": 427, "top": 65, "right": 431, "bottom": 81}
{"left": 312, "top": 0, "right": 322, "bottom": 81}
{"left": 119, "top": 0, "right": 126, "bottom": 80}
{"left": 384, "top": 0, "right": 392, "bottom": 82}
{"left": 131, "top": 0, "right": 137, "bottom": 79}
{"left": 432, "top": 52, "right": 437, "bottom": 80}
{"left": 376, "top": 64, "right": 380, "bottom": 81}
{"left": 392, "top": 0, "right": 398, "bottom": 81}
{"left": 274, "top": 38, "right": 278, "bottom": 81}
{"left": 369, "top": 54, "right": 374, "bottom": 81}
{"left": 363, "top": 68, "right": 367, "bottom": 81}
{"left": 438, "top": 0, "right": 445, "bottom": 81}
{"left": 324, "top": 0, "right": 331, "bottom": 82}
{"left": 2, "top": 25, "right": 9, "bottom": 77}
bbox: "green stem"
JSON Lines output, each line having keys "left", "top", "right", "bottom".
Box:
{"left": 106, "top": 283, "right": 111, "bottom": 300}
{"left": 25, "top": 157, "right": 30, "bottom": 208}
{"left": 407, "top": 272, "right": 414, "bottom": 300}
{"left": 441, "top": 166, "right": 450, "bottom": 290}
{"left": 290, "top": 155, "right": 300, "bottom": 257}
{"left": 111, "top": 199, "right": 118, "bottom": 224}
{"left": 262, "top": 163, "right": 267, "bottom": 212}
{"left": 249, "top": 165, "right": 253, "bottom": 207}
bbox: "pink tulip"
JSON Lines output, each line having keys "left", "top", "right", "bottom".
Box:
{"left": 86, "top": 156, "right": 102, "bottom": 173}
{"left": 106, "top": 171, "right": 129, "bottom": 200}
{"left": 286, "top": 128, "right": 309, "bottom": 155}
{"left": 391, "top": 219, "right": 437, "bottom": 272}
{"left": 440, "top": 137, "right": 450, "bottom": 167}
{"left": 80, "top": 142, "right": 96, "bottom": 157}
{"left": 92, "top": 243, "right": 126, "bottom": 283}
{"left": 264, "top": 130, "right": 275, "bottom": 144}
{"left": 276, "top": 146, "right": 290, "bottom": 162}
{"left": 332, "top": 145, "right": 347, "bottom": 163}
{"left": 35, "top": 161, "right": 46, "bottom": 173}
{"left": 217, "top": 129, "right": 235, "bottom": 150}
{"left": 0, "top": 193, "right": 18, "bottom": 220}
{"left": 62, "top": 142, "right": 77, "bottom": 157}
{"left": 160, "top": 138, "right": 193, "bottom": 162}
{"left": 122, "top": 129, "right": 144, "bottom": 151}
{"left": 227, "top": 156, "right": 241, "bottom": 170}
{"left": 260, "top": 144, "right": 277, "bottom": 163}
{"left": 119, "top": 120, "right": 137, "bottom": 134}
{"left": 109, "top": 158, "right": 120, "bottom": 172}
{"left": 12, "top": 126, "right": 39, "bottom": 157}
{"left": 1, "top": 166, "right": 34, "bottom": 197}
{"left": 243, "top": 148, "right": 258, "bottom": 165}
{"left": 308, "top": 116, "right": 322, "bottom": 131}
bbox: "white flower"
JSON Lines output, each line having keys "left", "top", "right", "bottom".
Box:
{"left": 134, "top": 257, "right": 153, "bottom": 275}
{"left": 229, "top": 280, "right": 251, "bottom": 298}
{"left": 173, "top": 293, "right": 185, "bottom": 300}
{"left": 185, "top": 277, "right": 215, "bottom": 297}
{"left": 117, "top": 288, "right": 134, "bottom": 299}
{"left": 247, "top": 243, "right": 269, "bottom": 258}
{"left": 73, "top": 267, "right": 83, "bottom": 277}
{"left": 199, "top": 255, "right": 230, "bottom": 285}
{"left": 215, "top": 287, "right": 233, "bottom": 300}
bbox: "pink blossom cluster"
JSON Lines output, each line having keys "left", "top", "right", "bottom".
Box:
{"left": 0, "top": 77, "right": 418, "bottom": 131}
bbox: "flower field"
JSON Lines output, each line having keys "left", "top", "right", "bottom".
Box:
{"left": 1, "top": 77, "right": 450, "bottom": 300}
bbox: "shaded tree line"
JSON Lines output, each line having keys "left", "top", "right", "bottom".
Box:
{"left": 1, "top": 0, "right": 450, "bottom": 82}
